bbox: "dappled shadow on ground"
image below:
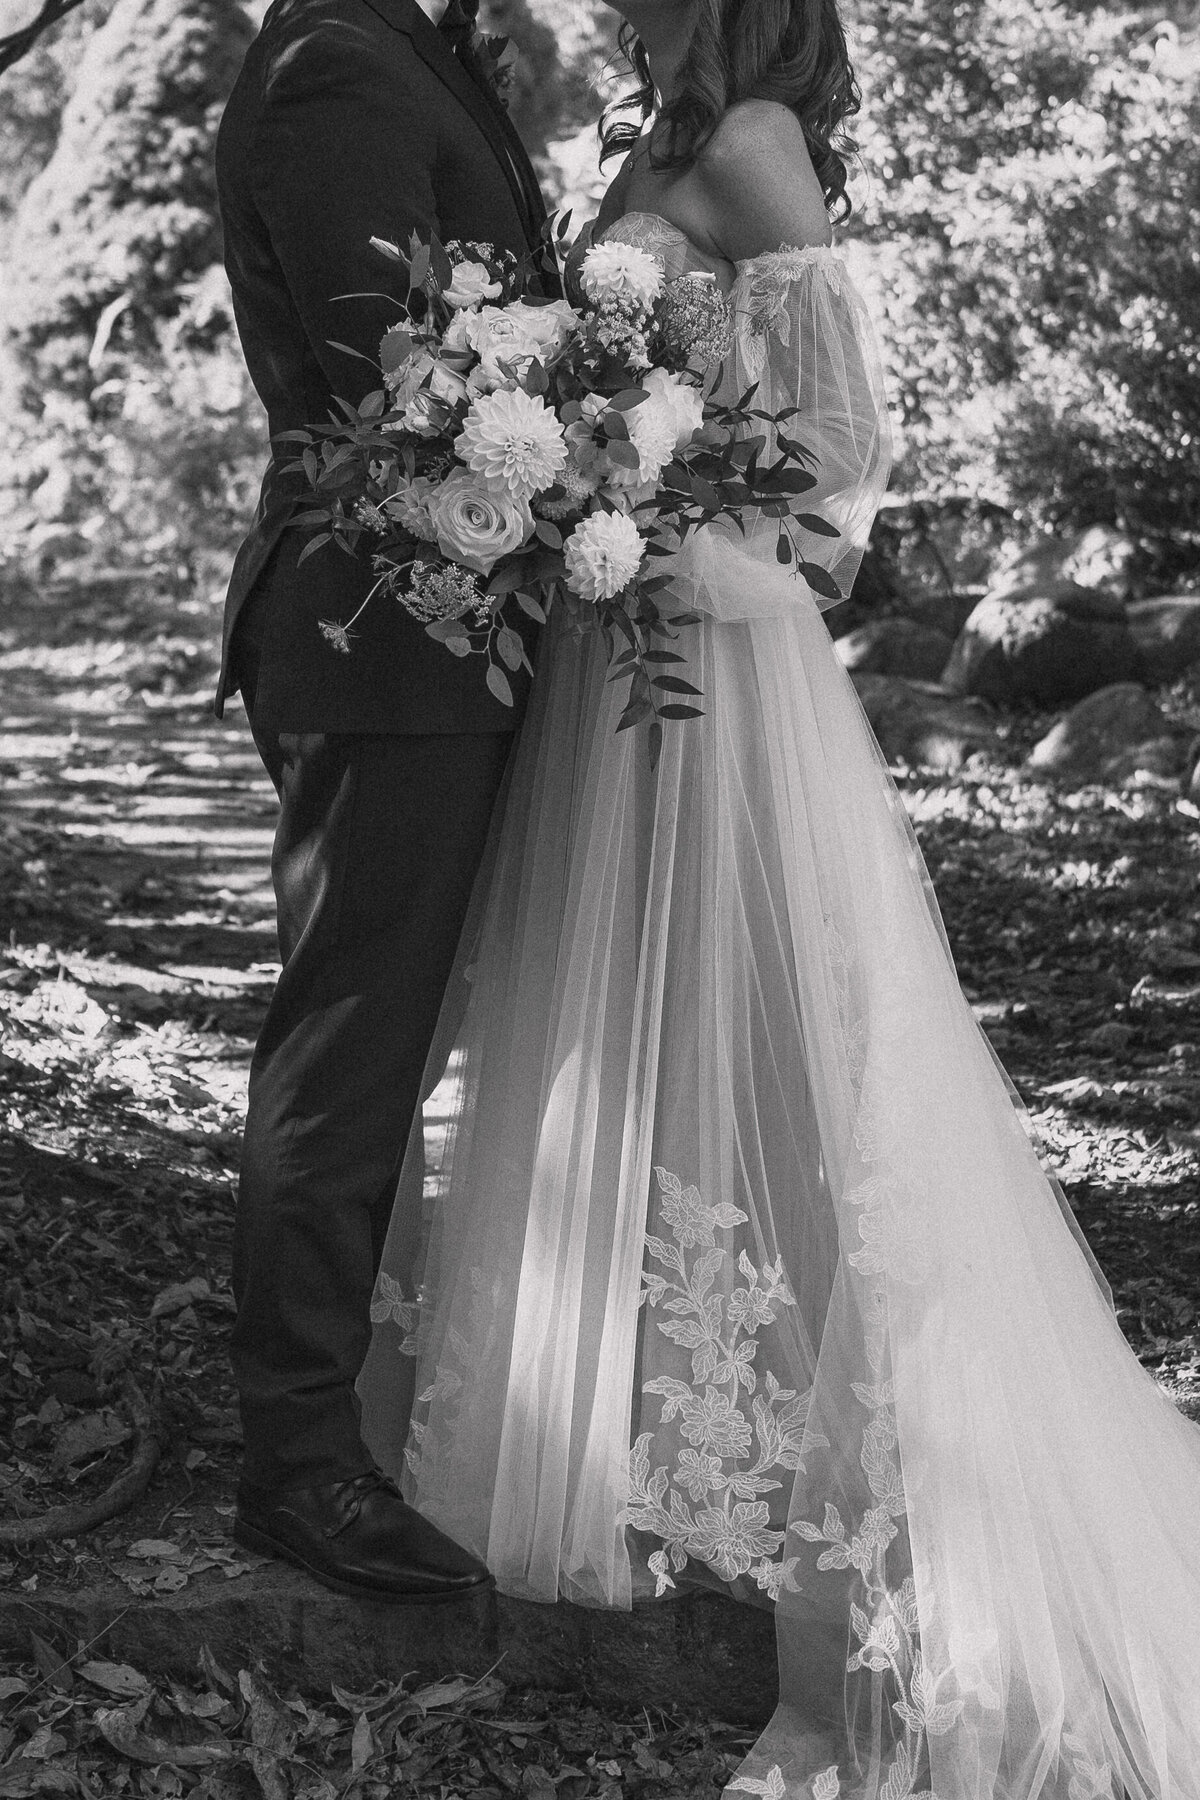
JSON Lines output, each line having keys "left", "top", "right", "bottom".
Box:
{"left": 1, "top": 574, "right": 276, "bottom": 1599}
{"left": 2, "top": 572, "right": 1200, "bottom": 1606}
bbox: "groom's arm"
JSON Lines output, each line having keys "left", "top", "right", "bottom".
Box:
{"left": 250, "top": 18, "right": 439, "bottom": 409}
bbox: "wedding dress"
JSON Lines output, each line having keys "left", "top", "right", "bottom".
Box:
{"left": 359, "top": 214, "right": 1200, "bottom": 1798}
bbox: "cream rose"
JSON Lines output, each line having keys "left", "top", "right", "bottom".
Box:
{"left": 387, "top": 350, "right": 469, "bottom": 435}
{"left": 641, "top": 367, "right": 705, "bottom": 451}
{"left": 443, "top": 259, "right": 503, "bottom": 310}
{"left": 426, "top": 468, "right": 533, "bottom": 575}
{"left": 458, "top": 299, "right": 580, "bottom": 392}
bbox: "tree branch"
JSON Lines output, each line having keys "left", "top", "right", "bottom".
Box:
{"left": 0, "top": 1380, "right": 163, "bottom": 1545}
{"left": 0, "top": 0, "right": 87, "bottom": 78}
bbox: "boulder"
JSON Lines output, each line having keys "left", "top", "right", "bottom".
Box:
{"left": 942, "top": 593, "right": 1143, "bottom": 707}
{"left": 897, "top": 588, "right": 981, "bottom": 640}
{"left": 851, "top": 674, "right": 999, "bottom": 772}
{"left": 834, "top": 617, "right": 954, "bottom": 682}
{"left": 1027, "top": 683, "right": 1188, "bottom": 784}
{"left": 1127, "top": 596, "right": 1200, "bottom": 685}
{"left": 990, "top": 526, "right": 1137, "bottom": 605}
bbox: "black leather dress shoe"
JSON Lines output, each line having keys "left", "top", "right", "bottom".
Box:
{"left": 233, "top": 1470, "right": 492, "bottom": 1603}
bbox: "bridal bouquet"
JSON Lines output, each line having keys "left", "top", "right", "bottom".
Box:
{"left": 282, "top": 225, "right": 840, "bottom": 761}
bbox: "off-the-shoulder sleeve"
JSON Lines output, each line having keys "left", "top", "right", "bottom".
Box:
{"left": 666, "top": 246, "right": 892, "bottom": 624}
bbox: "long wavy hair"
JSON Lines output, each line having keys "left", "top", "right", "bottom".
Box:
{"left": 600, "top": 0, "right": 861, "bottom": 222}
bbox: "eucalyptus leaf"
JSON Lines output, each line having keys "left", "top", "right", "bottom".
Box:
{"left": 486, "top": 663, "right": 514, "bottom": 706}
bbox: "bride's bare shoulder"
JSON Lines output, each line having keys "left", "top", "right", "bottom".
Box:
{"left": 694, "top": 100, "right": 833, "bottom": 262}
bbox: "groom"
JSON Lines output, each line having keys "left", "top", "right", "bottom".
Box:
{"left": 214, "top": 0, "right": 553, "bottom": 1599}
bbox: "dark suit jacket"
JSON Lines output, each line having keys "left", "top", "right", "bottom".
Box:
{"left": 214, "top": 0, "right": 552, "bottom": 733}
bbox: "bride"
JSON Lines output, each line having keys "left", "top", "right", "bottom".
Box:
{"left": 360, "top": 0, "right": 1200, "bottom": 1793}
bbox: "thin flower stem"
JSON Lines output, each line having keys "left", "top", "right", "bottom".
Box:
{"left": 342, "top": 569, "right": 397, "bottom": 632}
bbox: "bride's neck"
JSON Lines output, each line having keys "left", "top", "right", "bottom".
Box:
{"left": 621, "top": 2, "right": 697, "bottom": 106}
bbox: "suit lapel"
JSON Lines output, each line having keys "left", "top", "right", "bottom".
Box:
{"left": 361, "top": 0, "right": 541, "bottom": 250}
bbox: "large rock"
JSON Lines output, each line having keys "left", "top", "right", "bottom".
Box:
{"left": 851, "top": 674, "right": 999, "bottom": 772}
{"left": 990, "top": 526, "right": 1137, "bottom": 605}
{"left": 0, "top": 1566, "right": 777, "bottom": 1721}
{"left": 897, "top": 588, "right": 981, "bottom": 640}
{"left": 834, "top": 616, "right": 954, "bottom": 682}
{"left": 1127, "top": 596, "right": 1200, "bottom": 685}
{"left": 942, "top": 591, "right": 1143, "bottom": 707}
{"left": 1027, "top": 683, "right": 1189, "bottom": 784}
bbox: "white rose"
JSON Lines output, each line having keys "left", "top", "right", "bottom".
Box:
{"left": 596, "top": 391, "right": 679, "bottom": 498}
{"left": 502, "top": 298, "right": 581, "bottom": 365}
{"left": 563, "top": 509, "right": 645, "bottom": 603}
{"left": 457, "top": 302, "right": 577, "bottom": 392}
{"left": 426, "top": 467, "right": 533, "bottom": 575}
{"left": 642, "top": 367, "right": 705, "bottom": 451}
{"left": 441, "top": 311, "right": 476, "bottom": 356}
{"left": 388, "top": 351, "right": 469, "bottom": 435}
{"left": 580, "top": 242, "right": 665, "bottom": 311}
{"left": 443, "top": 259, "right": 503, "bottom": 310}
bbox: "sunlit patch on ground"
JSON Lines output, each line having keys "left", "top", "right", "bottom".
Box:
{"left": 1, "top": 580, "right": 1199, "bottom": 1788}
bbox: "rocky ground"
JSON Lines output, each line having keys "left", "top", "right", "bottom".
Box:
{"left": 1, "top": 567, "right": 1199, "bottom": 1797}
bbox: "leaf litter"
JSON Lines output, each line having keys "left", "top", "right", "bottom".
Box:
{"left": 1, "top": 579, "right": 1199, "bottom": 1787}
{"left": 0, "top": 1646, "right": 752, "bottom": 1798}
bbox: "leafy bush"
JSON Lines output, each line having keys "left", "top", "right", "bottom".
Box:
{"left": 850, "top": 0, "right": 1200, "bottom": 547}
{"left": 1, "top": 0, "right": 259, "bottom": 586}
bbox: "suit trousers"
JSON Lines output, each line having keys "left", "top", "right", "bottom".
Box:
{"left": 233, "top": 631, "right": 514, "bottom": 1488}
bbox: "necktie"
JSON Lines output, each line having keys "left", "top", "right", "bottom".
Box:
{"left": 438, "top": 0, "right": 477, "bottom": 58}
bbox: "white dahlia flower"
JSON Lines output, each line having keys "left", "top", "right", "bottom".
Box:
{"left": 580, "top": 242, "right": 665, "bottom": 311}
{"left": 563, "top": 510, "right": 645, "bottom": 603}
{"left": 458, "top": 387, "right": 568, "bottom": 502}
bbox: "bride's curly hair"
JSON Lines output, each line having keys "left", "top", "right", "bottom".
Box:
{"left": 600, "top": 0, "right": 861, "bottom": 222}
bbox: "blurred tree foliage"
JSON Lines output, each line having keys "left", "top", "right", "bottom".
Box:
{"left": 1, "top": 0, "right": 260, "bottom": 584}
{"left": 850, "top": 0, "right": 1200, "bottom": 551}
{"left": 0, "top": 0, "right": 1196, "bottom": 587}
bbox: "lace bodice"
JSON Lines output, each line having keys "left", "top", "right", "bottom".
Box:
{"left": 601, "top": 209, "right": 847, "bottom": 300}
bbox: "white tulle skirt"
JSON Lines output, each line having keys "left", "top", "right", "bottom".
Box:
{"left": 359, "top": 592, "right": 1200, "bottom": 1799}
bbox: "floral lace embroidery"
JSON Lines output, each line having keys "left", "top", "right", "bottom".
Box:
{"left": 732, "top": 245, "right": 846, "bottom": 381}
{"left": 626, "top": 1167, "right": 811, "bottom": 1598}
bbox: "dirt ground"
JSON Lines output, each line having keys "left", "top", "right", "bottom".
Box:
{"left": 2, "top": 571, "right": 1199, "bottom": 1795}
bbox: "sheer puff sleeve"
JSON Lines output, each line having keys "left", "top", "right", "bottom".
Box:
{"left": 667, "top": 246, "right": 892, "bottom": 624}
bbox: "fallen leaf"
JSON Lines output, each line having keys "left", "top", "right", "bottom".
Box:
{"left": 50, "top": 1409, "right": 130, "bottom": 1471}
{"left": 18, "top": 1724, "right": 68, "bottom": 1761}
{"left": 80, "top": 1659, "right": 151, "bottom": 1699}
{"left": 150, "top": 1277, "right": 211, "bottom": 1319}
{"left": 350, "top": 1711, "right": 373, "bottom": 1774}
{"left": 27, "top": 1633, "right": 73, "bottom": 1693}
{"left": 127, "top": 1539, "right": 184, "bottom": 1561}
{"left": 95, "top": 1706, "right": 228, "bottom": 1768}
